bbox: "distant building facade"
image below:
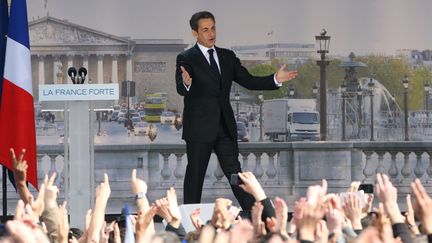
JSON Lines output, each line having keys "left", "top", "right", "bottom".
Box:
{"left": 395, "top": 49, "right": 432, "bottom": 70}
{"left": 231, "top": 43, "right": 315, "bottom": 67}
{"left": 29, "top": 16, "right": 187, "bottom": 112}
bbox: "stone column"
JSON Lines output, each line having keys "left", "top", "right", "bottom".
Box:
{"left": 38, "top": 55, "right": 45, "bottom": 85}
{"left": 97, "top": 54, "right": 104, "bottom": 84}
{"left": 82, "top": 54, "right": 89, "bottom": 70}
{"left": 111, "top": 54, "right": 118, "bottom": 83}
{"left": 126, "top": 54, "right": 132, "bottom": 81}
{"left": 67, "top": 55, "right": 74, "bottom": 84}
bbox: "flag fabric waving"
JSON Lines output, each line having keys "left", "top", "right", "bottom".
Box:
{"left": 0, "top": 0, "right": 38, "bottom": 189}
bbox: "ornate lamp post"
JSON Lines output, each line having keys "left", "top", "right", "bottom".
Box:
{"left": 315, "top": 29, "right": 331, "bottom": 140}
{"left": 403, "top": 75, "right": 409, "bottom": 141}
{"left": 235, "top": 91, "right": 240, "bottom": 120}
{"left": 341, "top": 82, "right": 347, "bottom": 141}
{"left": 424, "top": 81, "right": 430, "bottom": 118}
{"left": 258, "top": 92, "right": 264, "bottom": 142}
{"left": 357, "top": 85, "right": 363, "bottom": 138}
{"left": 368, "top": 78, "right": 375, "bottom": 141}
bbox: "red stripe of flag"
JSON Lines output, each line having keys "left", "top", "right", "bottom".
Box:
{"left": 0, "top": 0, "right": 38, "bottom": 189}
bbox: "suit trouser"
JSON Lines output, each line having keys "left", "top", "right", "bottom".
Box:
{"left": 183, "top": 120, "right": 255, "bottom": 210}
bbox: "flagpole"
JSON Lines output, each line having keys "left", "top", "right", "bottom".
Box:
{"left": 2, "top": 167, "right": 6, "bottom": 222}
{"left": 1, "top": 0, "right": 10, "bottom": 223}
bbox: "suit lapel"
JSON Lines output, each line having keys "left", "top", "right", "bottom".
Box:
{"left": 215, "top": 47, "right": 228, "bottom": 88}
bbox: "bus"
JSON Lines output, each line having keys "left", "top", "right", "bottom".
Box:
{"left": 143, "top": 93, "right": 167, "bottom": 122}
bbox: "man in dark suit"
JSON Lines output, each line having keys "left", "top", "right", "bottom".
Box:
{"left": 175, "top": 11, "right": 297, "bottom": 211}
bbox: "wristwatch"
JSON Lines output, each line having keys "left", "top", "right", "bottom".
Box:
{"left": 135, "top": 192, "right": 146, "bottom": 200}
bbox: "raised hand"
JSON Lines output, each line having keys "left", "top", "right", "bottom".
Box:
{"left": 411, "top": 178, "right": 432, "bottom": 234}
{"left": 347, "top": 181, "right": 361, "bottom": 193}
{"left": 28, "top": 183, "right": 46, "bottom": 219}
{"left": 43, "top": 172, "right": 59, "bottom": 209}
{"left": 155, "top": 197, "right": 172, "bottom": 223}
{"left": 166, "top": 187, "right": 182, "bottom": 227}
{"left": 251, "top": 201, "right": 266, "bottom": 238}
{"left": 95, "top": 173, "right": 111, "bottom": 201}
{"left": 190, "top": 208, "right": 203, "bottom": 233}
{"left": 404, "top": 194, "right": 419, "bottom": 235}
{"left": 375, "top": 173, "right": 404, "bottom": 224}
{"left": 11, "top": 148, "right": 27, "bottom": 183}
{"left": 180, "top": 66, "right": 192, "bottom": 86}
{"left": 342, "top": 193, "right": 363, "bottom": 230}
{"left": 274, "top": 196, "right": 289, "bottom": 238}
{"left": 275, "top": 64, "right": 298, "bottom": 83}
{"left": 58, "top": 201, "right": 69, "bottom": 243}
{"left": 131, "top": 169, "right": 147, "bottom": 194}
{"left": 238, "top": 172, "right": 266, "bottom": 201}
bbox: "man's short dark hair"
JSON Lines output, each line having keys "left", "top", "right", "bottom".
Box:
{"left": 189, "top": 11, "right": 215, "bottom": 31}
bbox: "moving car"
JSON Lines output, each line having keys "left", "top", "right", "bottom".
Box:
{"left": 160, "top": 111, "right": 176, "bottom": 125}
{"left": 134, "top": 122, "right": 149, "bottom": 136}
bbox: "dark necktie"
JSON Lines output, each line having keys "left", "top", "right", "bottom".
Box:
{"left": 208, "top": 49, "right": 220, "bottom": 78}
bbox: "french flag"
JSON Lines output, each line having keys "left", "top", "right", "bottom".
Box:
{"left": 0, "top": 0, "right": 38, "bottom": 189}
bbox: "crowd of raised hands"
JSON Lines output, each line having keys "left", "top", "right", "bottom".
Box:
{"left": 1, "top": 148, "right": 432, "bottom": 243}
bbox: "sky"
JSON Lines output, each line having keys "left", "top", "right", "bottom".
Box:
{"left": 26, "top": 0, "right": 432, "bottom": 56}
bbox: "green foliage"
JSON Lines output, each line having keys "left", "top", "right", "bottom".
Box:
{"left": 244, "top": 55, "right": 432, "bottom": 110}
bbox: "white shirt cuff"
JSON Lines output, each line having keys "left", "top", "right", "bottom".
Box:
{"left": 273, "top": 74, "right": 282, "bottom": 87}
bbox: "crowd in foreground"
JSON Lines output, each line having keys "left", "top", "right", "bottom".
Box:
{"left": 0, "top": 148, "right": 431, "bottom": 243}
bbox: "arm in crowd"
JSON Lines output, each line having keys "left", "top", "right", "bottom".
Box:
{"left": 87, "top": 173, "right": 111, "bottom": 243}
{"left": 376, "top": 173, "right": 413, "bottom": 243}
{"left": 238, "top": 171, "right": 275, "bottom": 221}
{"left": 10, "top": 148, "right": 32, "bottom": 205}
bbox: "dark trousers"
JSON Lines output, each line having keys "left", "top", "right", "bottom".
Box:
{"left": 183, "top": 120, "right": 254, "bottom": 210}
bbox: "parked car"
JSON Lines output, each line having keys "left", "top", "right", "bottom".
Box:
{"left": 134, "top": 122, "right": 149, "bottom": 136}
{"left": 160, "top": 111, "right": 176, "bottom": 125}
{"left": 236, "top": 121, "right": 249, "bottom": 142}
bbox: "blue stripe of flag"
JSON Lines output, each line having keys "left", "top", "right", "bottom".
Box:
{"left": 7, "top": 0, "right": 29, "bottom": 49}
{"left": 0, "top": 0, "right": 8, "bottom": 82}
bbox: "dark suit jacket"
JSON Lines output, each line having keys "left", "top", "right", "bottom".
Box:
{"left": 176, "top": 44, "right": 279, "bottom": 142}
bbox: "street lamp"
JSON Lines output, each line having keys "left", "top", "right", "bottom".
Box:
{"left": 368, "top": 78, "right": 375, "bottom": 141}
{"left": 315, "top": 29, "right": 331, "bottom": 140}
{"left": 341, "top": 82, "right": 347, "bottom": 141}
{"left": 235, "top": 91, "right": 240, "bottom": 120}
{"left": 258, "top": 92, "right": 264, "bottom": 142}
{"left": 357, "top": 85, "right": 363, "bottom": 138}
{"left": 403, "top": 74, "right": 409, "bottom": 141}
{"left": 424, "top": 80, "right": 430, "bottom": 118}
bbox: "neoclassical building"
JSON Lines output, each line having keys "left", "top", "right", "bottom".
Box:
{"left": 29, "top": 16, "right": 188, "bottom": 112}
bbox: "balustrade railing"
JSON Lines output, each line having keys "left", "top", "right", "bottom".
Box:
{"left": 1, "top": 142, "right": 431, "bottom": 214}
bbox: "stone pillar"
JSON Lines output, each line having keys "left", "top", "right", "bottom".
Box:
{"left": 97, "top": 54, "right": 104, "bottom": 84}
{"left": 126, "top": 54, "right": 132, "bottom": 81}
{"left": 67, "top": 55, "right": 74, "bottom": 84}
{"left": 38, "top": 55, "right": 45, "bottom": 85}
{"left": 111, "top": 54, "right": 118, "bottom": 83}
{"left": 82, "top": 54, "right": 89, "bottom": 70}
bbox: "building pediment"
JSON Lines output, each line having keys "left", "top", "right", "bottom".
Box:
{"left": 29, "top": 16, "right": 130, "bottom": 46}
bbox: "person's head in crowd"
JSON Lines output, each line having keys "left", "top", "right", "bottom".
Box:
{"left": 68, "top": 227, "right": 83, "bottom": 240}
{"left": 151, "top": 231, "right": 182, "bottom": 243}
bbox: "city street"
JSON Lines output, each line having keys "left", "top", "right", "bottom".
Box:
{"left": 37, "top": 120, "right": 185, "bottom": 145}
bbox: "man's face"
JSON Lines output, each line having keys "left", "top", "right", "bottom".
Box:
{"left": 193, "top": 18, "right": 216, "bottom": 48}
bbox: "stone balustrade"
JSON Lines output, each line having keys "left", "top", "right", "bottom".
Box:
{"left": 1, "top": 141, "right": 431, "bottom": 215}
